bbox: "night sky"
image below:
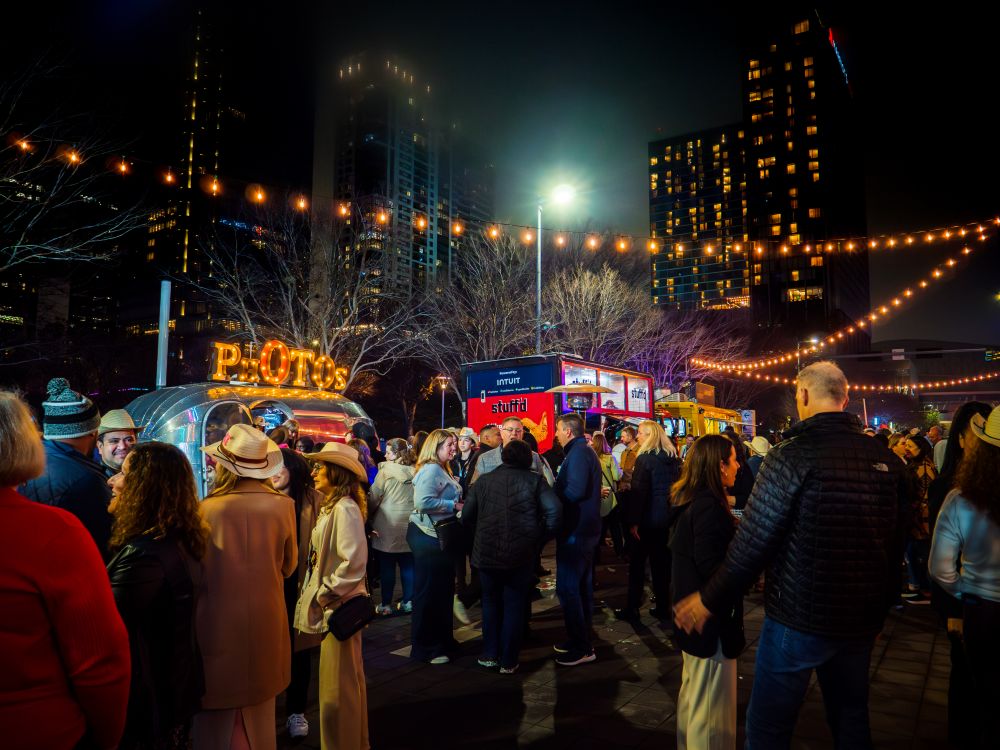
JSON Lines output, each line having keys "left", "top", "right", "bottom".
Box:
{"left": 7, "top": 3, "right": 999, "bottom": 345}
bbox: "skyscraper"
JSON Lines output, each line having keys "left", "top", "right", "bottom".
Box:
{"left": 742, "top": 15, "right": 869, "bottom": 339}
{"left": 648, "top": 125, "right": 749, "bottom": 310}
{"left": 648, "top": 14, "right": 870, "bottom": 344}
{"left": 312, "top": 54, "right": 494, "bottom": 292}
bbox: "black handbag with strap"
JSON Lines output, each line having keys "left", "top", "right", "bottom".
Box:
{"left": 327, "top": 589, "right": 375, "bottom": 641}
{"left": 432, "top": 514, "right": 466, "bottom": 554}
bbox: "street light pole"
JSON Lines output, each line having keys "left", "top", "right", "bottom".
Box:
{"left": 536, "top": 202, "right": 543, "bottom": 354}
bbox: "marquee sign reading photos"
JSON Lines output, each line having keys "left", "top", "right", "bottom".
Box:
{"left": 210, "top": 340, "right": 349, "bottom": 392}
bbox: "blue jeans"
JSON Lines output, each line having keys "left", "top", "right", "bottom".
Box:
{"left": 556, "top": 540, "right": 595, "bottom": 656}
{"left": 379, "top": 551, "right": 414, "bottom": 606}
{"left": 479, "top": 565, "right": 534, "bottom": 669}
{"left": 746, "top": 617, "right": 874, "bottom": 749}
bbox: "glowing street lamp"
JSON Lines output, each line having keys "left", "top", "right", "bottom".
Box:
{"left": 536, "top": 184, "right": 576, "bottom": 353}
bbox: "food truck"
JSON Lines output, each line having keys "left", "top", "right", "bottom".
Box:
{"left": 125, "top": 339, "right": 374, "bottom": 496}
{"left": 653, "top": 398, "right": 754, "bottom": 440}
{"left": 462, "top": 354, "right": 654, "bottom": 454}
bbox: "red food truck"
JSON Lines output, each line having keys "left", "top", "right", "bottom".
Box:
{"left": 462, "top": 354, "right": 654, "bottom": 454}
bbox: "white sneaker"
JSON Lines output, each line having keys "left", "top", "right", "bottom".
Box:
{"left": 429, "top": 655, "right": 450, "bottom": 664}
{"left": 453, "top": 595, "right": 471, "bottom": 625}
{"left": 286, "top": 713, "right": 309, "bottom": 738}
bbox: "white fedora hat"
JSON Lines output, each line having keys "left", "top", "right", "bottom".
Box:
{"left": 749, "top": 436, "right": 772, "bottom": 457}
{"left": 304, "top": 441, "right": 368, "bottom": 483}
{"left": 456, "top": 427, "right": 479, "bottom": 442}
{"left": 969, "top": 407, "right": 1000, "bottom": 449}
{"left": 98, "top": 408, "right": 145, "bottom": 437}
{"left": 201, "top": 423, "right": 284, "bottom": 479}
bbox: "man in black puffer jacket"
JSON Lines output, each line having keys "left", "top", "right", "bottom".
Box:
{"left": 675, "top": 361, "right": 908, "bottom": 749}
{"left": 461, "top": 440, "right": 561, "bottom": 672}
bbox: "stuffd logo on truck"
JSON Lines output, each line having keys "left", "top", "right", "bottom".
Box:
{"left": 209, "top": 340, "right": 349, "bottom": 392}
{"left": 491, "top": 398, "right": 529, "bottom": 414}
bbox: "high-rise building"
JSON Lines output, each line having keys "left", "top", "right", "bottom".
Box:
{"left": 312, "top": 54, "right": 494, "bottom": 292}
{"left": 648, "top": 125, "right": 749, "bottom": 310}
{"left": 742, "top": 15, "right": 869, "bottom": 340}
{"left": 648, "top": 14, "right": 870, "bottom": 344}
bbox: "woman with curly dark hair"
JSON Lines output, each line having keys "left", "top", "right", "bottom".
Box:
{"left": 106, "top": 441, "right": 210, "bottom": 749}
{"left": 930, "top": 405, "right": 1000, "bottom": 749}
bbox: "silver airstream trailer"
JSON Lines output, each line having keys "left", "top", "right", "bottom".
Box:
{"left": 125, "top": 382, "right": 375, "bottom": 496}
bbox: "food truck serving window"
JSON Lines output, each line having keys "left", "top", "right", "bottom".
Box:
{"left": 599, "top": 371, "right": 626, "bottom": 411}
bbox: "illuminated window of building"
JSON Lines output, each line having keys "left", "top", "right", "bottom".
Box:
{"left": 811, "top": 256, "right": 824, "bottom": 267}
{"left": 784, "top": 61, "right": 793, "bottom": 71}
{"left": 806, "top": 125, "right": 818, "bottom": 136}
{"left": 763, "top": 88, "right": 774, "bottom": 99}
{"left": 787, "top": 163, "right": 796, "bottom": 174}
{"left": 751, "top": 113, "right": 762, "bottom": 122}
{"left": 753, "top": 274, "right": 762, "bottom": 284}
{"left": 650, "top": 157, "right": 658, "bottom": 166}
{"left": 770, "top": 213, "right": 781, "bottom": 224}
{"left": 786, "top": 141, "right": 794, "bottom": 151}
{"left": 146, "top": 252, "right": 155, "bottom": 262}
{"left": 804, "top": 67, "right": 814, "bottom": 78}
{"left": 812, "top": 172, "right": 820, "bottom": 182}
{"left": 807, "top": 79, "right": 816, "bottom": 89}
{"left": 808, "top": 207, "right": 821, "bottom": 218}
{"left": 760, "top": 168, "right": 769, "bottom": 178}
{"left": 808, "top": 161, "right": 819, "bottom": 171}
{"left": 770, "top": 225, "right": 782, "bottom": 236}
{"left": 803, "top": 56, "right": 814, "bottom": 66}
{"left": 749, "top": 90, "right": 762, "bottom": 102}
{"left": 787, "top": 288, "right": 806, "bottom": 302}
{"left": 753, "top": 263, "right": 763, "bottom": 273}
{"left": 789, "top": 223, "right": 798, "bottom": 234}
{"left": 770, "top": 44, "right": 777, "bottom": 52}
{"left": 749, "top": 59, "right": 760, "bottom": 69}
{"left": 808, "top": 148, "right": 819, "bottom": 159}
{"left": 791, "top": 270, "right": 800, "bottom": 282}
{"left": 790, "top": 199, "right": 798, "bottom": 209}
{"left": 810, "top": 91, "right": 816, "bottom": 100}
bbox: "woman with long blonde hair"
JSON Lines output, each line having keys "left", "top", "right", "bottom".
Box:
{"left": 295, "top": 443, "right": 370, "bottom": 750}
{"left": 615, "top": 419, "right": 682, "bottom": 623}
{"left": 408, "top": 429, "right": 462, "bottom": 664}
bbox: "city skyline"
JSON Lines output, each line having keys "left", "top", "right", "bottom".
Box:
{"left": 4, "top": 2, "right": 998, "bottom": 345}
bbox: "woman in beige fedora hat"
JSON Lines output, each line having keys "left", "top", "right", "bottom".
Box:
{"left": 295, "top": 442, "right": 370, "bottom": 750}
{"left": 192, "top": 424, "right": 297, "bottom": 750}
{"left": 930, "top": 405, "right": 1000, "bottom": 748}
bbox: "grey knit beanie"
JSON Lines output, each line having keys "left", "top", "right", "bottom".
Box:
{"left": 42, "top": 378, "right": 101, "bottom": 440}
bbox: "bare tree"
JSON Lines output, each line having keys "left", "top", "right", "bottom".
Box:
{"left": 1, "top": 67, "right": 141, "bottom": 274}
{"left": 413, "top": 233, "right": 536, "bottom": 410}
{"left": 191, "top": 200, "right": 425, "bottom": 394}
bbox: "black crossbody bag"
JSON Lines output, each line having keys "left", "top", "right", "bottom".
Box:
{"left": 327, "top": 583, "right": 375, "bottom": 641}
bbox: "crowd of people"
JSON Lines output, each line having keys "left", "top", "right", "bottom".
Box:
{"left": 1, "top": 363, "right": 998, "bottom": 749}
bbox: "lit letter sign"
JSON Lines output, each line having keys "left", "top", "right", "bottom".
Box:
{"left": 258, "top": 340, "right": 291, "bottom": 384}
{"left": 210, "top": 342, "right": 242, "bottom": 381}
{"left": 209, "top": 339, "right": 349, "bottom": 392}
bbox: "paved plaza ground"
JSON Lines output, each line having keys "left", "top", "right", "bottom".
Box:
{"left": 278, "top": 544, "right": 952, "bottom": 749}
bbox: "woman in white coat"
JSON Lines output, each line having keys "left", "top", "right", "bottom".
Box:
{"left": 369, "top": 438, "right": 417, "bottom": 615}
{"left": 295, "top": 443, "right": 370, "bottom": 750}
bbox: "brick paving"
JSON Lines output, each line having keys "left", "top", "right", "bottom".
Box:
{"left": 278, "top": 544, "right": 952, "bottom": 749}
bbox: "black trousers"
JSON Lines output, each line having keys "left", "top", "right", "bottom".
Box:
{"left": 408, "top": 522, "right": 458, "bottom": 661}
{"left": 285, "top": 647, "right": 312, "bottom": 715}
{"left": 626, "top": 526, "right": 671, "bottom": 611}
{"left": 963, "top": 595, "right": 1000, "bottom": 749}
{"left": 454, "top": 550, "right": 481, "bottom": 607}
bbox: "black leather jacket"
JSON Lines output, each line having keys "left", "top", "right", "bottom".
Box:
{"left": 626, "top": 450, "right": 682, "bottom": 529}
{"left": 461, "top": 465, "right": 561, "bottom": 569}
{"left": 701, "top": 411, "right": 909, "bottom": 639}
{"left": 670, "top": 489, "right": 744, "bottom": 658}
{"left": 107, "top": 535, "right": 204, "bottom": 741}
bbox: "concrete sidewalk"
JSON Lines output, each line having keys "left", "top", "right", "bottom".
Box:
{"left": 278, "top": 550, "right": 952, "bottom": 749}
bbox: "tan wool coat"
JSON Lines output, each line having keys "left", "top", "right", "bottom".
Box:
{"left": 197, "top": 479, "right": 298, "bottom": 709}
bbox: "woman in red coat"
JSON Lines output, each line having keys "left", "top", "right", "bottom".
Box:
{"left": 0, "top": 390, "right": 131, "bottom": 750}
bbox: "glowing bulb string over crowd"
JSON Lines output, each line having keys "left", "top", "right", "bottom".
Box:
{"left": 6, "top": 131, "right": 999, "bottom": 259}
{"left": 690, "top": 235, "right": 993, "bottom": 374}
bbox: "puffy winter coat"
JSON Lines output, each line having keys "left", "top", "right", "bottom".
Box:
{"left": 626, "top": 450, "right": 682, "bottom": 529}
{"left": 20, "top": 439, "right": 113, "bottom": 558}
{"left": 368, "top": 461, "right": 416, "bottom": 553}
{"left": 701, "top": 411, "right": 909, "bottom": 639}
{"left": 461, "top": 465, "right": 561, "bottom": 569}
